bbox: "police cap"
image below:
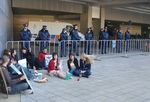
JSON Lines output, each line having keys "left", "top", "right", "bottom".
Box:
{"left": 73, "top": 24, "right": 78, "bottom": 27}
{"left": 23, "top": 23, "right": 28, "bottom": 27}
{"left": 43, "top": 25, "right": 47, "bottom": 28}
{"left": 104, "top": 26, "right": 107, "bottom": 29}
{"left": 62, "top": 28, "right": 66, "bottom": 31}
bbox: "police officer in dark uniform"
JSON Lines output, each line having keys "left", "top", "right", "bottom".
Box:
{"left": 70, "top": 24, "right": 80, "bottom": 56}
{"left": 20, "top": 23, "right": 31, "bottom": 49}
{"left": 117, "top": 28, "right": 123, "bottom": 53}
{"left": 38, "top": 25, "right": 50, "bottom": 51}
{"left": 60, "top": 28, "right": 68, "bottom": 57}
{"left": 101, "top": 27, "right": 109, "bottom": 54}
{"left": 125, "top": 28, "right": 131, "bottom": 52}
{"left": 89, "top": 27, "right": 94, "bottom": 39}
{"left": 99, "top": 28, "right": 104, "bottom": 49}
{"left": 20, "top": 23, "right": 31, "bottom": 59}
{"left": 84, "top": 28, "right": 93, "bottom": 54}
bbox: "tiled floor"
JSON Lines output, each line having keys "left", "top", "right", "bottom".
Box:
{"left": 1, "top": 54, "right": 150, "bottom": 102}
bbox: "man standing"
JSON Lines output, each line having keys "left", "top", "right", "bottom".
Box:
{"left": 101, "top": 27, "right": 109, "bottom": 54}
{"left": 20, "top": 23, "right": 31, "bottom": 49}
{"left": 99, "top": 28, "right": 104, "bottom": 49}
{"left": 60, "top": 28, "right": 68, "bottom": 57}
{"left": 117, "top": 28, "right": 123, "bottom": 53}
{"left": 38, "top": 25, "right": 50, "bottom": 51}
{"left": 125, "top": 28, "right": 131, "bottom": 52}
{"left": 70, "top": 24, "right": 80, "bottom": 56}
{"left": 84, "top": 28, "right": 93, "bottom": 54}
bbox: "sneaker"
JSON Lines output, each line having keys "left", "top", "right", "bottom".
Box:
{"left": 70, "top": 76, "right": 73, "bottom": 79}
{"left": 21, "top": 89, "right": 33, "bottom": 94}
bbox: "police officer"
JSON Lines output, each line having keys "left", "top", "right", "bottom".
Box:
{"left": 99, "top": 28, "right": 104, "bottom": 49}
{"left": 101, "top": 27, "right": 109, "bottom": 54}
{"left": 20, "top": 23, "right": 31, "bottom": 49}
{"left": 117, "top": 28, "right": 123, "bottom": 53}
{"left": 84, "top": 28, "right": 93, "bottom": 54}
{"left": 38, "top": 25, "right": 50, "bottom": 51}
{"left": 60, "top": 28, "right": 68, "bottom": 57}
{"left": 89, "top": 27, "right": 94, "bottom": 39}
{"left": 70, "top": 24, "right": 80, "bottom": 56}
{"left": 125, "top": 28, "right": 131, "bottom": 52}
{"left": 20, "top": 23, "right": 31, "bottom": 59}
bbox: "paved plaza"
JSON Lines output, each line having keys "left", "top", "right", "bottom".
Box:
{"left": 1, "top": 54, "right": 150, "bottom": 102}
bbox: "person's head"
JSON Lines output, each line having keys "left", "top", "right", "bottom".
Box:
{"left": 69, "top": 53, "right": 75, "bottom": 60}
{"left": 42, "top": 25, "right": 47, "bottom": 31}
{"left": 3, "top": 49, "right": 11, "bottom": 56}
{"left": 73, "top": 24, "right": 78, "bottom": 29}
{"left": 1, "top": 55, "right": 10, "bottom": 65}
{"left": 104, "top": 27, "right": 107, "bottom": 32}
{"left": 80, "top": 53, "right": 94, "bottom": 64}
{"left": 52, "top": 52, "right": 58, "bottom": 60}
{"left": 10, "top": 48, "right": 17, "bottom": 56}
{"left": 100, "top": 28, "right": 103, "bottom": 31}
{"left": 42, "top": 47, "right": 47, "bottom": 53}
{"left": 119, "top": 28, "right": 122, "bottom": 32}
{"left": 23, "top": 23, "right": 28, "bottom": 29}
{"left": 127, "top": 27, "right": 130, "bottom": 32}
{"left": 62, "top": 28, "right": 67, "bottom": 33}
{"left": 87, "top": 28, "right": 91, "bottom": 33}
{"left": 21, "top": 47, "right": 27, "bottom": 54}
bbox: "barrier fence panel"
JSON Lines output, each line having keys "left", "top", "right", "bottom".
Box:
{"left": 6, "top": 39, "right": 150, "bottom": 59}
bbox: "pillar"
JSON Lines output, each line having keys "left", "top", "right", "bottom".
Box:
{"left": 100, "top": 7, "right": 105, "bottom": 29}
{"left": 80, "top": 6, "right": 92, "bottom": 34}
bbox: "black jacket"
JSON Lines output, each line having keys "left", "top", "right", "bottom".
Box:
{"left": 67, "top": 58, "right": 79, "bottom": 70}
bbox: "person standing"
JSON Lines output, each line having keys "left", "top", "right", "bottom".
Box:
{"left": 117, "top": 28, "right": 123, "bottom": 53}
{"left": 84, "top": 28, "right": 93, "bottom": 54}
{"left": 125, "top": 28, "right": 131, "bottom": 52}
{"left": 99, "top": 28, "right": 104, "bottom": 49}
{"left": 38, "top": 25, "right": 50, "bottom": 51}
{"left": 70, "top": 24, "right": 80, "bottom": 56}
{"left": 20, "top": 23, "right": 31, "bottom": 59}
{"left": 101, "top": 27, "right": 109, "bottom": 54}
{"left": 59, "top": 28, "right": 68, "bottom": 57}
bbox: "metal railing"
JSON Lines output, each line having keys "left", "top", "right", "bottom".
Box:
{"left": 6, "top": 39, "right": 150, "bottom": 59}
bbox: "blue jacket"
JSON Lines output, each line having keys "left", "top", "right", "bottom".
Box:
{"left": 70, "top": 29, "right": 80, "bottom": 40}
{"left": 20, "top": 29, "right": 31, "bottom": 40}
{"left": 38, "top": 30, "right": 50, "bottom": 40}
{"left": 85, "top": 32, "right": 93, "bottom": 40}
{"left": 99, "top": 31, "right": 103, "bottom": 40}
{"left": 117, "top": 31, "right": 123, "bottom": 40}
{"left": 80, "top": 59, "right": 91, "bottom": 71}
{"left": 60, "top": 32, "right": 68, "bottom": 41}
{"left": 102, "top": 31, "right": 109, "bottom": 40}
{"left": 125, "top": 31, "right": 130, "bottom": 40}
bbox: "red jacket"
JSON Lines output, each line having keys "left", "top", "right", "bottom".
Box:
{"left": 38, "top": 52, "right": 49, "bottom": 62}
{"left": 47, "top": 59, "right": 59, "bottom": 73}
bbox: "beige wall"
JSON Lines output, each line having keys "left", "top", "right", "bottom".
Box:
{"left": 120, "top": 25, "right": 141, "bottom": 35}
{"left": 13, "top": 14, "right": 80, "bottom": 40}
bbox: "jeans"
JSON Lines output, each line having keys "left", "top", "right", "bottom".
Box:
{"left": 117, "top": 40, "right": 122, "bottom": 53}
{"left": 8, "top": 81, "right": 28, "bottom": 94}
{"left": 73, "top": 69, "right": 80, "bottom": 76}
{"left": 81, "top": 70, "right": 91, "bottom": 77}
{"left": 69, "top": 68, "right": 76, "bottom": 74}
{"left": 40, "top": 41, "right": 48, "bottom": 51}
{"left": 126, "top": 40, "right": 129, "bottom": 52}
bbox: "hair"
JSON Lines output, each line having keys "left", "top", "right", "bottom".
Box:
{"left": 21, "top": 47, "right": 27, "bottom": 51}
{"left": 10, "top": 48, "right": 16, "bottom": 56}
{"left": 3, "top": 49, "right": 11, "bottom": 56}
{"left": 1, "top": 55, "right": 10, "bottom": 64}
{"left": 42, "top": 47, "right": 47, "bottom": 51}
{"left": 69, "top": 53, "right": 74, "bottom": 59}
{"left": 81, "top": 53, "right": 94, "bottom": 64}
{"left": 52, "top": 52, "right": 58, "bottom": 60}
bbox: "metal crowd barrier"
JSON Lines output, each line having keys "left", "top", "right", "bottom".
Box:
{"left": 6, "top": 39, "right": 150, "bottom": 59}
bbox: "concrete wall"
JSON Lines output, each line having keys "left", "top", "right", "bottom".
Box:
{"left": 105, "top": 8, "right": 150, "bottom": 24}
{"left": 13, "top": 14, "right": 80, "bottom": 40}
{"left": 0, "top": 0, "right": 13, "bottom": 55}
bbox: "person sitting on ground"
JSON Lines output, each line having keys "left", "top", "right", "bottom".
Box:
{"left": 20, "top": 47, "right": 43, "bottom": 70}
{"left": 47, "top": 52, "right": 72, "bottom": 80}
{"left": 38, "top": 47, "right": 49, "bottom": 68}
{"left": 79, "top": 53, "right": 94, "bottom": 78}
{"left": 0, "top": 55, "right": 29, "bottom": 94}
{"left": 67, "top": 53, "right": 80, "bottom": 76}
{"left": 10, "top": 48, "right": 33, "bottom": 79}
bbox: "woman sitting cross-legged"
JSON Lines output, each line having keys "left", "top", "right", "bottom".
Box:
{"left": 0, "top": 55, "right": 32, "bottom": 94}
{"left": 79, "top": 53, "right": 94, "bottom": 78}
{"left": 47, "top": 52, "right": 72, "bottom": 80}
{"left": 67, "top": 53, "right": 80, "bottom": 76}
